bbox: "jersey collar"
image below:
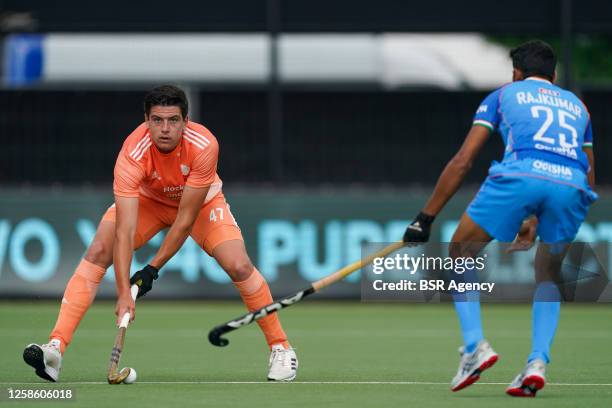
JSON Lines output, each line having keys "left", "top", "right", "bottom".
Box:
{"left": 525, "top": 77, "right": 552, "bottom": 84}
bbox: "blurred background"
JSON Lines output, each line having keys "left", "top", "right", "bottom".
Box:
{"left": 0, "top": 0, "right": 610, "bottom": 299}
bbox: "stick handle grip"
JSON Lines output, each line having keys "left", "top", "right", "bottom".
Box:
{"left": 118, "top": 285, "right": 139, "bottom": 328}
{"left": 312, "top": 242, "right": 403, "bottom": 291}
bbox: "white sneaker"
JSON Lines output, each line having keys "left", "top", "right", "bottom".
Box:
{"left": 23, "top": 340, "right": 62, "bottom": 382}
{"left": 506, "top": 359, "right": 546, "bottom": 397}
{"left": 451, "top": 340, "right": 499, "bottom": 392}
{"left": 267, "top": 344, "right": 298, "bottom": 381}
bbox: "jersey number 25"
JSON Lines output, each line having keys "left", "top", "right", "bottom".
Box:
{"left": 530, "top": 106, "right": 578, "bottom": 149}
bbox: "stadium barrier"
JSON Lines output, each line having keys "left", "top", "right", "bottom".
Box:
{"left": 0, "top": 189, "right": 609, "bottom": 300}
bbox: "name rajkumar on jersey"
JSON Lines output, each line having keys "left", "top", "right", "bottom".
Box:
{"left": 515, "top": 90, "right": 583, "bottom": 118}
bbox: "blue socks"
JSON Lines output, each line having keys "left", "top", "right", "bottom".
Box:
{"left": 452, "top": 266, "right": 483, "bottom": 354}
{"left": 451, "top": 272, "right": 561, "bottom": 361}
{"left": 529, "top": 281, "right": 561, "bottom": 363}
{"left": 453, "top": 295, "right": 483, "bottom": 353}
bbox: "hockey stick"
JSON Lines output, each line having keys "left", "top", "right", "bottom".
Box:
{"left": 107, "top": 284, "right": 139, "bottom": 384}
{"left": 208, "top": 241, "right": 403, "bottom": 347}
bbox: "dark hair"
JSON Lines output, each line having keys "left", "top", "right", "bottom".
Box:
{"left": 144, "top": 85, "right": 189, "bottom": 118}
{"left": 510, "top": 40, "right": 556, "bottom": 81}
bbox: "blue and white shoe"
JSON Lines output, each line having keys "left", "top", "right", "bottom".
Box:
{"left": 506, "top": 359, "right": 546, "bottom": 397}
{"left": 451, "top": 340, "right": 499, "bottom": 392}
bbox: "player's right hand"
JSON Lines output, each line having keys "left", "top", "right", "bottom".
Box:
{"left": 129, "top": 265, "right": 159, "bottom": 298}
{"left": 402, "top": 212, "right": 435, "bottom": 243}
{"left": 115, "top": 293, "right": 135, "bottom": 325}
{"left": 506, "top": 217, "right": 538, "bottom": 253}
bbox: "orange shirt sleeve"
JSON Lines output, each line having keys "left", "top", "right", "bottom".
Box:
{"left": 113, "top": 150, "right": 145, "bottom": 197}
{"left": 186, "top": 138, "right": 219, "bottom": 188}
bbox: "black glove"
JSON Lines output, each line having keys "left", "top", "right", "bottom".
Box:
{"left": 402, "top": 212, "right": 435, "bottom": 243}
{"left": 129, "top": 264, "right": 159, "bottom": 298}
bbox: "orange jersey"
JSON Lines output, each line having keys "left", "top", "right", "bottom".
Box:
{"left": 113, "top": 121, "right": 222, "bottom": 207}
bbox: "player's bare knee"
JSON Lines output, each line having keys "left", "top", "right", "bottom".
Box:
{"left": 227, "top": 260, "right": 255, "bottom": 282}
{"left": 84, "top": 240, "right": 112, "bottom": 268}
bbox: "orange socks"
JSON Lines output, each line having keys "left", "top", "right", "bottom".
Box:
{"left": 49, "top": 262, "right": 285, "bottom": 352}
{"left": 233, "top": 268, "right": 289, "bottom": 349}
{"left": 49, "top": 259, "right": 105, "bottom": 353}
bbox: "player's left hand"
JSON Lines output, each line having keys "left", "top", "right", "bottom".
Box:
{"left": 506, "top": 217, "right": 538, "bottom": 253}
{"left": 130, "top": 265, "right": 159, "bottom": 298}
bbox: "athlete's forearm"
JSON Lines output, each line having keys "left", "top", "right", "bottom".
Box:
{"left": 113, "top": 196, "right": 139, "bottom": 297}
{"left": 584, "top": 147, "right": 595, "bottom": 189}
{"left": 113, "top": 230, "right": 134, "bottom": 296}
{"left": 420, "top": 126, "right": 489, "bottom": 217}
{"left": 149, "top": 223, "right": 192, "bottom": 270}
{"left": 422, "top": 156, "right": 472, "bottom": 216}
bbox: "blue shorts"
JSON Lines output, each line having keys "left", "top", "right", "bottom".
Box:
{"left": 467, "top": 160, "right": 597, "bottom": 243}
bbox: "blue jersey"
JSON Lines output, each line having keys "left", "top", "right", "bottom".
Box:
{"left": 467, "top": 77, "right": 597, "bottom": 243}
{"left": 473, "top": 77, "right": 593, "bottom": 173}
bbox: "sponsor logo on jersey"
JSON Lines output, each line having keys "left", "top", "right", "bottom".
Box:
{"left": 538, "top": 87, "right": 561, "bottom": 97}
{"left": 163, "top": 185, "right": 185, "bottom": 200}
{"left": 163, "top": 185, "right": 184, "bottom": 193}
{"left": 532, "top": 159, "right": 573, "bottom": 179}
{"left": 534, "top": 143, "right": 578, "bottom": 159}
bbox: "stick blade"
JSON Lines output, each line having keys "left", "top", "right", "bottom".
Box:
{"left": 108, "top": 368, "right": 131, "bottom": 384}
{"left": 208, "top": 328, "right": 229, "bottom": 347}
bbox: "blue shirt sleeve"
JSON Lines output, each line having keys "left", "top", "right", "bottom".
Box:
{"left": 472, "top": 88, "right": 501, "bottom": 132}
